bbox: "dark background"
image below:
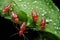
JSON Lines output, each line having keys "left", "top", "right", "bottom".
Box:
{"left": 0, "top": 0, "right": 60, "bottom": 40}
{"left": 53, "top": 0, "right": 60, "bottom": 9}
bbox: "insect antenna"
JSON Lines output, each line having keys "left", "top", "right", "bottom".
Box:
{"left": 23, "top": 34, "right": 29, "bottom": 40}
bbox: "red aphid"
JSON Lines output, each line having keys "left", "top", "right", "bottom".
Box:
{"left": 2, "top": 3, "right": 11, "bottom": 13}
{"left": 19, "top": 22, "right": 26, "bottom": 36}
{"left": 40, "top": 18, "right": 46, "bottom": 30}
{"left": 11, "top": 12, "right": 19, "bottom": 23}
{"left": 32, "top": 9, "right": 38, "bottom": 22}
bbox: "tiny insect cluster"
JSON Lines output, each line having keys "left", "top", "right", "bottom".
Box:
{"left": 1, "top": 0, "right": 60, "bottom": 40}
{"left": 2, "top": 3, "right": 26, "bottom": 37}
{"left": 2, "top": 3, "right": 46, "bottom": 38}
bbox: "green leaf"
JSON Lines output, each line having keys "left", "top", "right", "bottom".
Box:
{"left": 34, "top": 31, "right": 60, "bottom": 40}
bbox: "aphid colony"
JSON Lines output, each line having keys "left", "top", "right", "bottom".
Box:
{"left": 2, "top": 3, "right": 46, "bottom": 37}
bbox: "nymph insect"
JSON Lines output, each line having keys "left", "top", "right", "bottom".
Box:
{"left": 2, "top": 3, "right": 11, "bottom": 13}
{"left": 40, "top": 18, "right": 46, "bottom": 30}
{"left": 32, "top": 9, "right": 38, "bottom": 22}
{"left": 11, "top": 12, "right": 19, "bottom": 23}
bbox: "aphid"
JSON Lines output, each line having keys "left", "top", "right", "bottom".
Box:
{"left": 19, "top": 22, "right": 26, "bottom": 36}
{"left": 40, "top": 18, "right": 46, "bottom": 30}
{"left": 11, "top": 12, "right": 19, "bottom": 23}
{"left": 32, "top": 9, "right": 38, "bottom": 22}
{"left": 10, "top": 23, "right": 28, "bottom": 40}
{"left": 2, "top": 3, "right": 11, "bottom": 13}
